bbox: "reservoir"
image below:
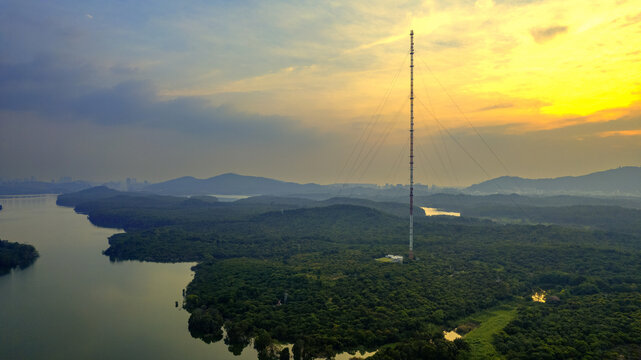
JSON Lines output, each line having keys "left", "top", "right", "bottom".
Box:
{"left": 421, "top": 207, "right": 461, "bottom": 217}
{"left": 0, "top": 195, "right": 258, "bottom": 360}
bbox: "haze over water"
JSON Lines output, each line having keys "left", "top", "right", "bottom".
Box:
{"left": 0, "top": 195, "right": 257, "bottom": 360}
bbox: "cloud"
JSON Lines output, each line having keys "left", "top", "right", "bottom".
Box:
{"left": 344, "top": 33, "right": 405, "bottom": 53}
{"left": 0, "top": 56, "right": 315, "bottom": 144}
{"left": 476, "top": 103, "right": 514, "bottom": 112}
{"left": 413, "top": 112, "right": 641, "bottom": 185}
{"left": 621, "top": 11, "right": 641, "bottom": 27}
{"left": 599, "top": 129, "right": 641, "bottom": 137}
{"left": 431, "top": 40, "right": 463, "bottom": 49}
{"left": 2, "top": 0, "right": 641, "bottom": 184}
{"left": 475, "top": 0, "right": 495, "bottom": 10}
{"left": 530, "top": 25, "right": 569, "bottom": 44}
{"left": 85, "top": 14, "right": 93, "bottom": 19}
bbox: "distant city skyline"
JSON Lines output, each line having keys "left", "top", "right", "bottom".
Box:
{"left": 1, "top": 0, "right": 640, "bottom": 186}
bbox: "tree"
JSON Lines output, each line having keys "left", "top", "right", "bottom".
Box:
{"left": 280, "top": 347, "right": 290, "bottom": 360}
{"left": 292, "top": 340, "right": 303, "bottom": 360}
{"left": 254, "top": 330, "right": 272, "bottom": 352}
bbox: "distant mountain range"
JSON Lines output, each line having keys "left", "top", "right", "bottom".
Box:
{"left": 144, "top": 167, "right": 641, "bottom": 197}
{"left": 141, "top": 173, "right": 326, "bottom": 196}
{"left": 465, "top": 166, "right": 641, "bottom": 196}
{"left": 3, "top": 166, "right": 640, "bottom": 198}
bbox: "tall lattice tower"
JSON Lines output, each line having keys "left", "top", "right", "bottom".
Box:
{"left": 409, "top": 30, "right": 415, "bottom": 260}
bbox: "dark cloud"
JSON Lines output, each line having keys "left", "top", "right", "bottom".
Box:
{"left": 476, "top": 103, "right": 513, "bottom": 112}
{"left": 0, "top": 56, "right": 96, "bottom": 113}
{"left": 0, "top": 56, "right": 313, "bottom": 143}
{"left": 530, "top": 25, "right": 568, "bottom": 44}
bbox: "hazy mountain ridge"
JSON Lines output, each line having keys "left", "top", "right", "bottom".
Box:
{"left": 141, "top": 173, "right": 324, "bottom": 196}
{"left": 466, "top": 166, "right": 641, "bottom": 196}
{"left": 144, "top": 167, "right": 641, "bottom": 198}
{"left": 6, "top": 166, "right": 641, "bottom": 198}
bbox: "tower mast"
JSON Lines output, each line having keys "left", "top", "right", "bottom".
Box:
{"left": 409, "top": 30, "right": 415, "bottom": 260}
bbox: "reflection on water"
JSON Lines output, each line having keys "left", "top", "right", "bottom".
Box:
{"left": 443, "top": 330, "right": 462, "bottom": 341}
{"left": 207, "top": 194, "right": 252, "bottom": 202}
{"left": 421, "top": 207, "right": 461, "bottom": 217}
{"left": 532, "top": 291, "right": 547, "bottom": 303}
{"left": 273, "top": 344, "right": 377, "bottom": 360}
{"left": 0, "top": 195, "right": 258, "bottom": 360}
{"left": 0, "top": 195, "right": 52, "bottom": 209}
{"left": 335, "top": 350, "right": 378, "bottom": 359}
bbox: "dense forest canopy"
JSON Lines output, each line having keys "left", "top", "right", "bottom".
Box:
{"left": 57, "top": 188, "right": 641, "bottom": 359}
{"left": 0, "top": 239, "right": 39, "bottom": 275}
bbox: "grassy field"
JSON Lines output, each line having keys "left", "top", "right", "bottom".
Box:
{"left": 460, "top": 304, "right": 517, "bottom": 359}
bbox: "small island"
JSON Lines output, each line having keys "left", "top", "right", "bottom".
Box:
{"left": 0, "top": 239, "right": 39, "bottom": 275}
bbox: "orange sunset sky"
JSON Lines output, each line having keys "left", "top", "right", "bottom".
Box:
{"left": 1, "top": 0, "right": 640, "bottom": 186}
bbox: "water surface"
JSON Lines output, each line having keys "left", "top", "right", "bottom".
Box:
{"left": 421, "top": 207, "right": 461, "bottom": 217}
{"left": 0, "top": 195, "right": 258, "bottom": 360}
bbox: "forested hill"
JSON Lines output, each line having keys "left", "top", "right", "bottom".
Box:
{"left": 417, "top": 193, "right": 641, "bottom": 210}
{"left": 56, "top": 186, "right": 121, "bottom": 207}
{"left": 235, "top": 195, "right": 421, "bottom": 218}
{"left": 416, "top": 193, "right": 641, "bottom": 235}
{"left": 466, "top": 166, "right": 641, "bottom": 196}
{"left": 57, "top": 187, "right": 424, "bottom": 224}
{"left": 55, "top": 186, "right": 641, "bottom": 359}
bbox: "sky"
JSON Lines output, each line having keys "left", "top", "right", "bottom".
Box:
{"left": 1, "top": 0, "right": 640, "bottom": 186}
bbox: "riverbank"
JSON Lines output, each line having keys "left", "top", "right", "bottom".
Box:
{"left": 0, "top": 195, "right": 259, "bottom": 359}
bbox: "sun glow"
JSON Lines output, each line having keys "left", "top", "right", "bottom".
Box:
{"left": 405, "top": 1, "right": 641, "bottom": 128}
{"left": 162, "top": 1, "right": 640, "bottom": 136}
